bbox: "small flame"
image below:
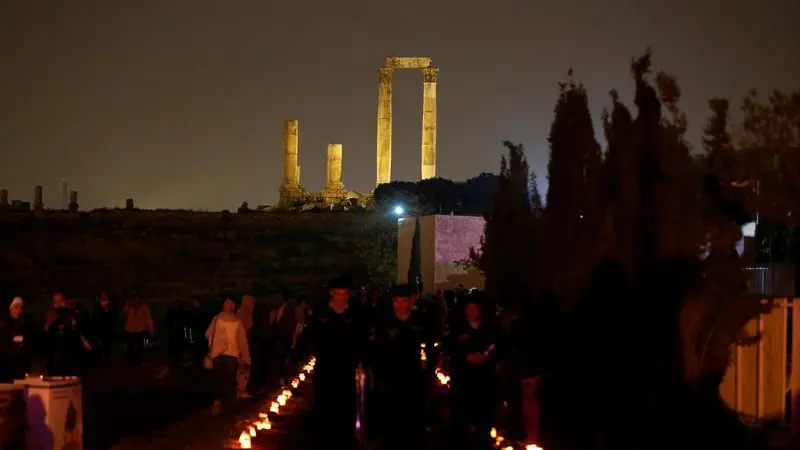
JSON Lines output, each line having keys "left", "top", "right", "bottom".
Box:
{"left": 270, "top": 402, "right": 279, "bottom": 413}
{"left": 258, "top": 412, "right": 268, "bottom": 418}
{"left": 490, "top": 427, "right": 497, "bottom": 439}
{"left": 238, "top": 431, "right": 252, "bottom": 449}
{"left": 299, "top": 373, "right": 306, "bottom": 381}
{"left": 291, "top": 379, "right": 299, "bottom": 389}
{"left": 282, "top": 389, "right": 292, "bottom": 398}
{"left": 277, "top": 395, "right": 287, "bottom": 406}
{"left": 525, "top": 445, "right": 543, "bottom": 450}
{"left": 248, "top": 426, "right": 256, "bottom": 437}
{"left": 503, "top": 447, "right": 513, "bottom": 450}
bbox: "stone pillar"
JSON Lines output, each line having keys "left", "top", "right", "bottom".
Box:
{"left": 125, "top": 198, "right": 135, "bottom": 210}
{"left": 33, "top": 185, "right": 43, "bottom": 211}
{"left": 326, "top": 143, "right": 344, "bottom": 189}
{"left": 68, "top": 190, "right": 78, "bottom": 213}
{"left": 283, "top": 119, "right": 299, "bottom": 186}
{"left": 421, "top": 67, "right": 438, "bottom": 180}
{"left": 0, "top": 189, "right": 9, "bottom": 207}
{"left": 279, "top": 118, "right": 303, "bottom": 205}
{"left": 376, "top": 68, "right": 393, "bottom": 186}
{"left": 325, "top": 143, "right": 345, "bottom": 204}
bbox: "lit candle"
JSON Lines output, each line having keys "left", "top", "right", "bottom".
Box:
{"left": 238, "top": 431, "right": 252, "bottom": 449}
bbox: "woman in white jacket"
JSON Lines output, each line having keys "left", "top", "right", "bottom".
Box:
{"left": 206, "top": 298, "right": 251, "bottom": 414}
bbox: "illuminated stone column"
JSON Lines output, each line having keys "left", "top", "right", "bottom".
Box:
{"left": 326, "top": 143, "right": 343, "bottom": 189}
{"left": 325, "top": 143, "right": 345, "bottom": 203}
{"left": 279, "top": 118, "right": 303, "bottom": 204}
{"left": 421, "top": 67, "right": 438, "bottom": 180}
{"left": 283, "top": 119, "right": 299, "bottom": 186}
{"left": 376, "top": 68, "right": 393, "bottom": 186}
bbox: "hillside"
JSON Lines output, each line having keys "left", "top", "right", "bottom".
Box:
{"left": 0, "top": 210, "right": 396, "bottom": 305}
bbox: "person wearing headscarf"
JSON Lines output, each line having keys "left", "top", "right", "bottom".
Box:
{"left": 235, "top": 294, "right": 255, "bottom": 399}
{"left": 0, "top": 297, "right": 34, "bottom": 381}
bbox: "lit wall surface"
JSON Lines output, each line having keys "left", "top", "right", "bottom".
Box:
{"left": 397, "top": 214, "right": 485, "bottom": 293}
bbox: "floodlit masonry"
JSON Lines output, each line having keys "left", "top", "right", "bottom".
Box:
{"left": 377, "top": 57, "right": 439, "bottom": 185}
{"left": 277, "top": 56, "right": 440, "bottom": 206}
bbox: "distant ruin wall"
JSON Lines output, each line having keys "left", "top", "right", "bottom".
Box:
{"left": 0, "top": 211, "right": 394, "bottom": 306}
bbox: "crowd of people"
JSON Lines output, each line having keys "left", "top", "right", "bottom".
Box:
{"left": 308, "top": 277, "right": 519, "bottom": 450}
{"left": 0, "top": 292, "right": 161, "bottom": 379}
{"left": 0, "top": 281, "right": 520, "bottom": 450}
{"left": 0, "top": 290, "right": 308, "bottom": 399}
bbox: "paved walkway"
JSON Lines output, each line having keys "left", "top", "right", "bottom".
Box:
{"left": 84, "top": 362, "right": 214, "bottom": 449}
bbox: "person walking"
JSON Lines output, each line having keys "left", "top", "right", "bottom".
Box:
{"left": 206, "top": 297, "right": 251, "bottom": 414}
{"left": 307, "top": 276, "right": 364, "bottom": 450}
{"left": 122, "top": 298, "right": 154, "bottom": 365}
{"left": 235, "top": 294, "right": 255, "bottom": 399}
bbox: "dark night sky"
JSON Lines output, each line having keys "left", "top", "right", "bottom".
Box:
{"left": 1, "top": 1, "right": 798, "bottom": 210}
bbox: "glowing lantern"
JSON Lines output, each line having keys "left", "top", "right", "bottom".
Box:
{"left": 525, "top": 445, "right": 544, "bottom": 450}
{"left": 282, "top": 389, "right": 292, "bottom": 398}
{"left": 490, "top": 428, "right": 497, "bottom": 439}
{"left": 248, "top": 426, "right": 256, "bottom": 437}
{"left": 238, "top": 431, "right": 252, "bottom": 449}
{"left": 277, "top": 395, "right": 287, "bottom": 406}
{"left": 503, "top": 447, "right": 513, "bottom": 450}
{"left": 291, "top": 378, "right": 299, "bottom": 389}
{"left": 270, "top": 402, "right": 279, "bottom": 413}
{"left": 299, "top": 373, "right": 306, "bottom": 381}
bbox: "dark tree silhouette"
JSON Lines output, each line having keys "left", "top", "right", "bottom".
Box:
{"left": 543, "top": 71, "right": 602, "bottom": 300}
{"left": 474, "top": 141, "right": 538, "bottom": 310}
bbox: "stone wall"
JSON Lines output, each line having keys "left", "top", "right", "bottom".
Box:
{"left": 0, "top": 211, "right": 395, "bottom": 307}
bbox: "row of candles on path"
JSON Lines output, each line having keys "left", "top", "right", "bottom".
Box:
{"left": 421, "top": 342, "right": 543, "bottom": 450}
{"left": 237, "top": 356, "right": 316, "bottom": 449}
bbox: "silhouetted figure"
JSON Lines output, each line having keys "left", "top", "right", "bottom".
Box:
{"left": 271, "top": 291, "right": 301, "bottom": 383}
{"left": 123, "top": 298, "right": 154, "bottom": 365}
{"left": 0, "top": 297, "right": 34, "bottom": 381}
{"left": 449, "top": 291, "right": 500, "bottom": 450}
{"left": 164, "top": 300, "right": 186, "bottom": 365}
{"left": 90, "top": 293, "right": 117, "bottom": 364}
{"left": 186, "top": 299, "right": 210, "bottom": 365}
{"left": 308, "top": 276, "right": 363, "bottom": 450}
{"left": 45, "top": 303, "right": 83, "bottom": 376}
{"left": 373, "top": 284, "right": 429, "bottom": 450}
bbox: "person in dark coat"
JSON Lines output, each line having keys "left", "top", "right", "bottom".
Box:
{"left": 46, "top": 298, "right": 85, "bottom": 376}
{"left": 373, "top": 284, "right": 430, "bottom": 450}
{"left": 448, "top": 290, "right": 501, "bottom": 450}
{"left": 90, "top": 293, "right": 117, "bottom": 365}
{"left": 271, "top": 291, "right": 301, "bottom": 383}
{"left": 0, "top": 297, "right": 34, "bottom": 381}
{"left": 307, "top": 276, "right": 364, "bottom": 450}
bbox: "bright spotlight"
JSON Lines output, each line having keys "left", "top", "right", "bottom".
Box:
{"left": 393, "top": 205, "right": 405, "bottom": 216}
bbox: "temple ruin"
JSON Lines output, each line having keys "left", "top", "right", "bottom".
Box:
{"left": 376, "top": 57, "right": 439, "bottom": 185}
{"left": 276, "top": 56, "right": 440, "bottom": 206}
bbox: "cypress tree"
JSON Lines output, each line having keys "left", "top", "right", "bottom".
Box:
{"left": 543, "top": 71, "right": 602, "bottom": 299}
{"left": 476, "top": 141, "right": 537, "bottom": 309}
